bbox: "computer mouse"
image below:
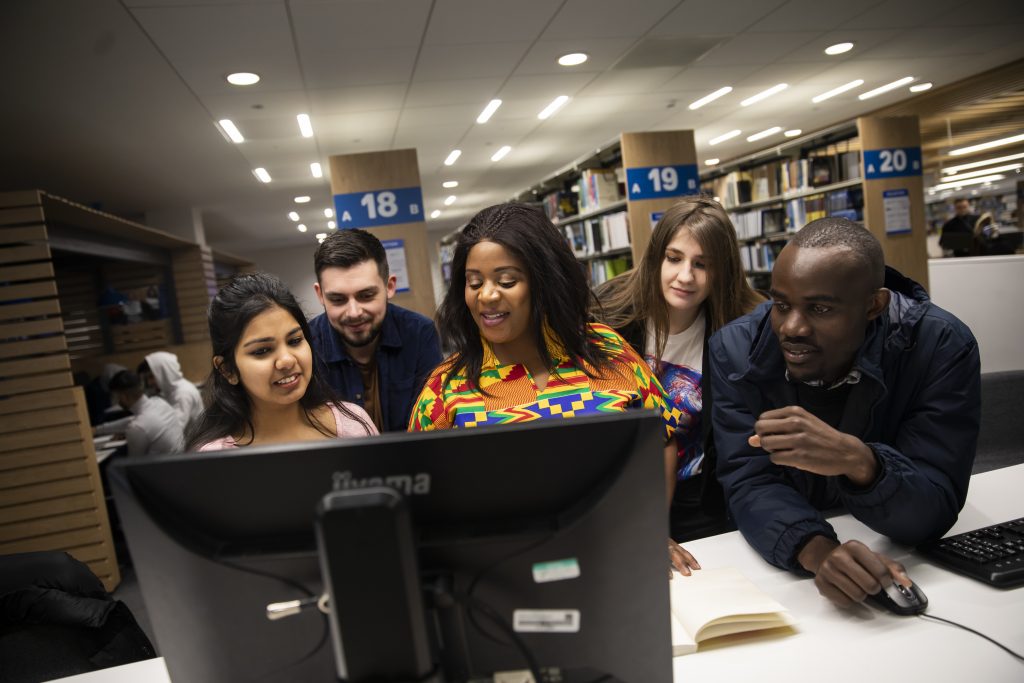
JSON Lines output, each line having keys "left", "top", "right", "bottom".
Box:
{"left": 865, "top": 580, "right": 928, "bottom": 616}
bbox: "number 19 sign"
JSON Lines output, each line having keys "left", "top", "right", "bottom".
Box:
{"left": 333, "top": 186, "right": 424, "bottom": 229}
{"left": 863, "top": 147, "right": 922, "bottom": 180}
{"left": 625, "top": 164, "right": 700, "bottom": 200}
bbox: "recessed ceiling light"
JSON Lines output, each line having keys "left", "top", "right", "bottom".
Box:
{"left": 709, "top": 129, "right": 741, "bottom": 145}
{"left": 310, "top": 162, "right": 323, "bottom": 178}
{"left": 444, "top": 149, "right": 462, "bottom": 166}
{"left": 297, "top": 224, "right": 307, "bottom": 232}
{"left": 253, "top": 167, "right": 271, "bottom": 183}
{"left": 824, "top": 42, "right": 854, "bottom": 56}
{"left": 858, "top": 77, "right": 915, "bottom": 100}
{"left": 288, "top": 211, "right": 299, "bottom": 221}
{"left": 328, "top": 221, "right": 336, "bottom": 229}
{"left": 558, "top": 52, "right": 588, "bottom": 66}
{"left": 949, "top": 133, "right": 1024, "bottom": 156}
{"left": 688, "top": 87, "right": 732, "bottom": 110}
{"left": 741, "top": 84, "right": 788, "bottom": 107}
{"left": 704, "top": 158, "right": 720, "bottom": 166}
{"left": 294, "top": 196, "right": 311, "bottom": 203}
{"left": 930, "top": 174, "right": 1005, "bottom": 192}
{"left": 784, "top": 129, "right": 802, "bottom": 137}
{"left": 943, "top": 152, "right": 1024, "bottom": 175}
{"left": 910, "top": 82, "right": 933, "bottom": 92}
{"left": 431, "top": 210, "right": 442, "bottom": 219}
{"left": 297, "top": 114, "right": 313, "bottom": 138}
{"left": 442, "top": 180, "right": 458, "bottom": 188}
{"left": 538, "top": 95, "right": 569, "bottom": 120}
{"left": 811, "top": 79, "right": 864, "bottom": 103}
{"left": 747, "top": 126, "right": 782, "bottom": 142}
{"left": 444, "top": 195, "right": 457, "bottom": 206}
{"left": 217, "top": 119, "right": 244, "bottom": 143}
{"left": 324, "top": 208, "right": 334, "bottom": 218}
{"left": 226, "top": 72, "right": 260, "bottom": 86}
{"left": 491, "top": 145, "right": 512, "bottom": 162}
{"left": 476, "top": 99, "right": 502, "bottom": 124}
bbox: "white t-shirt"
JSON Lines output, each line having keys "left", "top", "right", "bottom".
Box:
{"left": 645, "top": 310, "right": 705, "bottom": 479}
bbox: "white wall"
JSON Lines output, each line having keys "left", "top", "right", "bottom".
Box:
{"left": 928, "top": 254, "right": 1024, "bottom": 373}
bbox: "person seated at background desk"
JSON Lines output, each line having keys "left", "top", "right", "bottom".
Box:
{"left": 408, "top": 202, "right": 700, "bottom": 574}
{"left": 709, "top": 217, "right": 981, "bottom": 607}
{"left": 310, "top": 229, "right": 442, "bottom": 433}
{"left": 95, "top": 370, "right": 183, "bottom": 457}
{"left": 186, "top": 273, "right": 376, "bottom": 451}
{"left": 137, "top": 350, "right": 203, "bottom": 432}
{"left": 938, "top": 197, "right": 978, "bottom": 257}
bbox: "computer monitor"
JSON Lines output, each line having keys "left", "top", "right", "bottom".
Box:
{"left": 109, "top": 411, "right": 673, "bottom": 682}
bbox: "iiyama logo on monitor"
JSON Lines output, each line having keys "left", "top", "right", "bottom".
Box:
{"left": 331, "top": 470, "right": 431, "bottom": 496}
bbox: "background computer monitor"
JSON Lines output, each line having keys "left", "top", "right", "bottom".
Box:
{"left": 110, "top": 411, "right": 673, "bottom": 682}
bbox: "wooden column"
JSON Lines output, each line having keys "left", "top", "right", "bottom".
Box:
{"left": 328, "top": 149, "right": 434, "bottom": 318}
{"left": 0, "top": 190, "right": 120, "bottom": 591}
{"left": 619, "top": 130, "right": 698, "bottom": 263}
{"left": 857, "top": 115, "right": 929, "bottom": 289}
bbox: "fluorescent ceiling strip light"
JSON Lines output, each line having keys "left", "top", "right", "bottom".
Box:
{"left": 476, "top": 99, "right": 502, "bottom": 124}
{"left": 444, "top": 195, "right": 457, "bottom": 206}
{"left": 328, "top": 221, "right": 336, "bottom": 229}
{"left": 811, "top": 79, "right": 864, "bottom": 103}
{"left": 910, "top": 82, "right": 933, "bottom": 92}
{"left": 288, "top": 211, "right": 299, "bottom": 221}
{"left": 491, "top": 145, "right": 512, "bottom": 162}
{"left": 431, "top": 210, "right": 442, "bottom": 219}
{"left": 704, "top": 158, "right": 719, "bottom": 166}
{"left": 315, "top": 232, "right": 327, "bottom": 240}
{"left": 688, "top": 86, "right": 732, "bottom": 110}
{"left": 444, "top": 149, "right": 461, "bottom": 166}
{"left": 218, "top": 119, "right": 244, "bottom": 143}
{"left": 324, "top": 208, "right": 334, "bottom": 218}
{"left": 930, "top": 174, "right": 1005, "bottom": 192}
{"left": 709, "top": 129, "right": 741, "bottom": 145}
{"left": 294, "top": 196, "right": 311, "bottom": 203}
{"left": 949, "top": 133, "right": 1024, "bottom": 157}
{"left": 747, "top": 126, "right": 782, "bottom": 142}
{"left": 784, "top": 129, "right": 802, "bottom": 137}
{"left": 942, "top": 152, "right": 1024, "bottom": 175}
{"left": 858, "top": 77, "right": 914, "bottom": 100}
{"left": 310, "top": 162, "right": 322, "bottom": 178}
{"left": 824, "top": 42, "right": 854, "bottom": 56}
{"left": 538, "top": 95, "right": 569, "bottom": 120}
{"left": 741, "top": 83, "right": 788, "bottom": 107}
{"left": 443, "top": 180, "right": 458, "bottom": 188}
{"left": 297, "top": 114, "right": 313, "bottom": 138}
{"left": 253, "top": 167, "right": 271, "bottom": 183}
{"left": 941, "top": 164, "right": 1022, "bottom": 183}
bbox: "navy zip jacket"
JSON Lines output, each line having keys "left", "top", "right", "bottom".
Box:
{"left": 709, "top": 267, "right": 980, "bottom": 573}
{"left": 310, "top": 303, "right": 442, "bottom": 432}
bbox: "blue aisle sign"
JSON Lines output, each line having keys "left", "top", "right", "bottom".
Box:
{"left": 333, "top": 186, "right": 424, "bottom": 229}
{"left": 626, "top": 164, "right": 699, "bottom": 200}
{"left": 863, "top": 147, "right": 922, "bottom": 180}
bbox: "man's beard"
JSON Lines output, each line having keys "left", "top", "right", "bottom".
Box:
{"left": 336, "top": 317, "right": 383, "bottom": 348}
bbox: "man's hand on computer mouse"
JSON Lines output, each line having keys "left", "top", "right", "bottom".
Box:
{"left": 669, "top": 539, "right": 700, "bottom": 578}
{"left": 798, "top": 536, "right": 911, "bottom": 607}
{"left": 747, "top": 406, "right": 879, "bottom": 486}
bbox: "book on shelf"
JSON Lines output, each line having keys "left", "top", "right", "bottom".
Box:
{"left": 837, "top": 150, "right": 861, "bottom": 181}
{"left": 761, "top": 207, "right": 786, "bottom": 235}
{"left": 577, "top": 168, "right": 622, "bottom": 213}
{"left": 670, "top": 567, "right": 797, "bottom": 656}
{"left": 588, "top": 255, "right": 630, "bottom": 286}
{"left": 604, "top": 211, "right": 630, "bottom": 250}
{"left": 563, "top": 223, "right": 588, "bottom": 258}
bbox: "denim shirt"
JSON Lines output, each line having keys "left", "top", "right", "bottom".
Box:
{"left": 309, "top": 303, "right": 442, "bottom": 432}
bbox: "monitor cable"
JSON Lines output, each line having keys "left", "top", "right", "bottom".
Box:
{"left": 916, "top": 612, "right": 1024, "bottom": 662}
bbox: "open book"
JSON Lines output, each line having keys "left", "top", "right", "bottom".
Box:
{"left": 670, "top": 567, "right": 797, "bottom": 656}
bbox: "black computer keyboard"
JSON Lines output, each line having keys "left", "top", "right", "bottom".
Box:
{"left": 919, "top": 517, "right": 1024, "bottom": 588}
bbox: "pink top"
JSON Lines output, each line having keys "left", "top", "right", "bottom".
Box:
{"left": 197, "top": 402, "right": 377, "bottom": 451}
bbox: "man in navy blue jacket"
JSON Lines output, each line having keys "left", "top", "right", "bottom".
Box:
{"left": 310, "top": 229, "right": 442, "bottom": 432}
{"left": 709, "top": 217, "right": 980, "bottom": 607}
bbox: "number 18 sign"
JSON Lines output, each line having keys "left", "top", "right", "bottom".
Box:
{"left": 333, "top": 186, "right": 424, "bottom": 229}
{"left": 625, "top": 164, "right": 699, "bottom": 200}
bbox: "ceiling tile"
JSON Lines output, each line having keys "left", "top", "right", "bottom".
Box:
{"left": 404, "top": 78, "right": 505, "bottom": 107}
{"left": 514, "top": 38, "right": 636, "bottom": 76}
{"left": 578, "top": 67, "right": 686, "bottom": 97}
{"left": 301, "top": 47, "right": 419, "bottom": 88}
{"left": 542, "top": 0, "right": 681, "bottom": 39}
{"left": 651, "top": 0, "right": 786, "bottom": 35}
{"left": 698, "top": 31, "right": 820, "bottom": 66}
{"left": 424, "top": 0, "right": 559, "bottom": 44}
{"left": 290, "top": 0, "right": 430, "bottom": 48}
{"left": 308, "top": 84, "right": 409, "bottom": 114}
{"left": 413, "top": 42, "right": 533, "bottom": 81}
{"left": 746, "top": 0, "right": 870, "bottom": 32}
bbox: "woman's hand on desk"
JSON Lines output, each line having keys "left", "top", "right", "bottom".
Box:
{"left": 669, "top": 539, "right": 700, "bottom": 578}
{"left": 799, "top": 537, "right": 911, "bottom": 607}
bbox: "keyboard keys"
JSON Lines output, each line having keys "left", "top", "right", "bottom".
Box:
{"left": 919, "top": 517, "right": 1024, "bottom": 588}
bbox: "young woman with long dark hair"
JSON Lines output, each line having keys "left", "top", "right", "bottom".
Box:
{"left": 186, "top": 273, "right": 375, "bottom": 451}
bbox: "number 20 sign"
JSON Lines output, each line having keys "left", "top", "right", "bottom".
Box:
{"left": 863, "top": 147, "right": 922, "bottom": 180}
{"left": 625, "top": 164, "right": 700, "bottom": 200}
{"left": 333, "top": 187, "right": 424, "bottom": 229}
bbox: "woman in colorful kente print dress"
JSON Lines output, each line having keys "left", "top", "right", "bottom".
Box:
{"left": 408, "top": 202, "right": 699, "bottom": 574}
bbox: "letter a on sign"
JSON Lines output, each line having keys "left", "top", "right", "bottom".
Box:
{"left": 341, "top": 211, "right": 353, "bottom": 223}
{"left": 631, "top": 183, "right": 641, "bottom": 195}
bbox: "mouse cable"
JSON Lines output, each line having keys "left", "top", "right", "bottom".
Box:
{"left": 916, "top": 612, "right": 1024, "bottom": 662}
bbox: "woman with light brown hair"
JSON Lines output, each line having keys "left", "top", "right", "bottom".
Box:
{"left": 594, "top": 195, "right": 764, "bottom": 541}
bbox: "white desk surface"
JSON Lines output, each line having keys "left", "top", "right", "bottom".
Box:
{"left": 674, "top": 463, "right": 1024, "bottom": 682}
{"left": 49, "top": 465, "right": 1023, "bottom": 683}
